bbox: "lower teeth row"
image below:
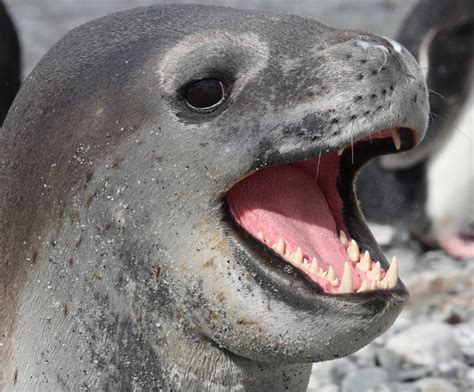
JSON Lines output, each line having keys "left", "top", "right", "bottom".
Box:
{"left": 256, "top": 231, "right": 399, "bottom": 293}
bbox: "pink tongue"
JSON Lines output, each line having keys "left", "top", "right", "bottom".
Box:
{"left": 226, "top": 157, "right": 349, "bottom": 277}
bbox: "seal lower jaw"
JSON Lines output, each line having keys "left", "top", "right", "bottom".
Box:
{"left": 224, "top": 127, "right": 415, "bottom": 297}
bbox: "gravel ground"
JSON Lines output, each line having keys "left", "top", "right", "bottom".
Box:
{"left": 5, "top": 1, "right": 473, "bottom": 391}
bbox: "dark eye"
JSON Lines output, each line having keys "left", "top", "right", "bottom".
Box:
{"left": 184, "top": 79, "right": 228, "bottom": 112}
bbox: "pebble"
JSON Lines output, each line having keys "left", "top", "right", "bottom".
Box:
{"left": 385, "top": 322, "right": 462, "bottom": 368}
{"left": 415, "top": 377, "right": 459, "bottom": 392}
{"left": 341, "top": 367, "right": 389, "bottom": 392}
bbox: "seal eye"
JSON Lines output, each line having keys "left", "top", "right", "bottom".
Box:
{"left": 184, "top": 79, "right": 228, "bottom": 112}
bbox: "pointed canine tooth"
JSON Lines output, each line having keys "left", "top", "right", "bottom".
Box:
{"left": 357, "top": 250, "right": 371, "bottom": 272}
{"left": 367, "top": 261, "right": 381, "bottom": 281}
{"left": 339, "top": 230, "right": 348, "bottom": 247}
{"left": 337, "top": 147, "right": 345, "bottom": 156}
{"left": 347, "top": 239, "right": 360, "bottom": 262}
{"left": 357, "top": 280, "right": 369, "bottom": 292}
{"left": 390, "top": 128, "right": 401, "bottom": 150}
{"left": 327, "top": 266, "right": 336, "bottom": 281}
{"left": 338, "top": 262, "right": 354, "bottom": 293}
{"left": 272, "top": 239, "right": 285, "bottom": 256}
{"left": 310, "top": 257, "right": 319, "bottom": 273}
{"left": 386, "top": 256, "right": 399, "bottom": 288}
{"left": 290, "top": 247, "right": 303, "bottom": 265}
{"left": 257, "top": 231, "right": 265, "bottom": 242}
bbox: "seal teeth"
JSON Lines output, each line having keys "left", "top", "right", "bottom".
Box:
{"left": 272, "top": 239, "right": 285, "bottom": 256}
{"left": 386, "top": 256, "right": 399, "bottom": 288}
{"left": 337, "top": 147, "right": 345, "bottom": 156}
{"left": 338, "top": 262, "right": 353, "bottom": 293}
{"left": 289, "top": 247, "right": 304, "bottom": 266}
{"left": 257, "top": 231, "right": 265, "bottom": 242}
{"left": 339, "top": 230, "right": 349, "bottom": 248}
{"left": 357, "top": 250, "right": 371, "bottom": 272}
{"left": 302, "top": 258, "right": 311, "bottom": 270}
{"left": 390, "top": 128, "right": 401, "bottom": 150}
{"left": 357, "top": 280, "right": 369, "bottom": 292}
{"left": 367, "top": 261, "right": 382, "bottom": 281}
{"left": 269, "top": 236, "right": 398, "bottom": 294}
{"left": 327, "top": 266, "right": 337, "bottom": 281}
{"left": 309, "top": 257, "right": 319, "bottom": 273}
{"left": 347, "top": 239, "right": 360, "bottom": 262}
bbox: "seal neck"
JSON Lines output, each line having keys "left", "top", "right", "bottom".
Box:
{"left": 160, "top": 324, "right": 312, "bottom": 391}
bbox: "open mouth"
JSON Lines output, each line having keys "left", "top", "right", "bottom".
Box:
{"left": 225, "top": 127, "right": 415, "bottom": 295}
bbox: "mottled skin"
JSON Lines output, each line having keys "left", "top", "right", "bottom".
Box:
{"left": 357, "top": 0, "right": 473, "bottom": 236}
{"left": 0, "top": 5, "right": 428, "bottom": 391}
{"left": 0, "top": 2, "right": 21, "bottom": 125}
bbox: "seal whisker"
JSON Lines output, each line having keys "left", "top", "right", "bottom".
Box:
{"left": 428, "top": 88, "right": 448, "bottom": 103}
{"left": 431, "top": 112, "right": 471, "bottom": 141}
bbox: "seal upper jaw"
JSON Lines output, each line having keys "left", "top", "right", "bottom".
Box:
{"left": 224, "top": 127, "right": 415, "bottom": 300}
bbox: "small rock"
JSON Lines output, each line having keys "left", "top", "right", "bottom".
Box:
{"left": 375, "top": 346, "right": 404, "bottom": 369}
{"left": 341, "top": 367, "right": 389, "bottom": 392}
{"left": 385, "top": 322, "right": 461, "bottom": 369}
{"left": 453, "top": 323, "right": 474, "bottom": 365}
{"left": 396, "top": 366, "right": 430, "bottom": 382}
{"left": 386, "top": 382, "right": 420, "bottom": 392}
{"left": 309, "top": 358, "right": 356, "bottom": 389}
{"left": 415, "top": 377, "right": 458, "bottom": 392}
{"left": 352, "top": 344, "right": 376, "bottom": 367}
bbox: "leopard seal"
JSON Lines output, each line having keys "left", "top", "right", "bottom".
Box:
{"left": 0, "top": 5, "right": 428, "bottom": 391}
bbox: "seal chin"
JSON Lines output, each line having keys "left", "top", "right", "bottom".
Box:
{"left": 224, "top": 127, "right": 415, "bottom": 300}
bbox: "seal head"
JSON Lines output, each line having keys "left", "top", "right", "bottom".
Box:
{"left": 1, "top": 5, "right": 429, "bottom": 391}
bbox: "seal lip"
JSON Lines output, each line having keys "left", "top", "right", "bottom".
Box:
{"left": 222, "top": 127, "right": 416, "bottom": 303}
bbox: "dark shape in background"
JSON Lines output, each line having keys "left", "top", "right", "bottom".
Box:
{"left": 0, "top": 2, "right": 20, "bottom": 125}
{"left": 357, "top": 0, "right": 474, "bottom": 249}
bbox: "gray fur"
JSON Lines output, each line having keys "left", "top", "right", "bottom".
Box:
{"left": 1, "top": 5, "right": 428, "bottom": 391}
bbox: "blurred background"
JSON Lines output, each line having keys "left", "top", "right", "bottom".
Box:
{"left": 4, "top": 1, "right": 473, "bottom": 391}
